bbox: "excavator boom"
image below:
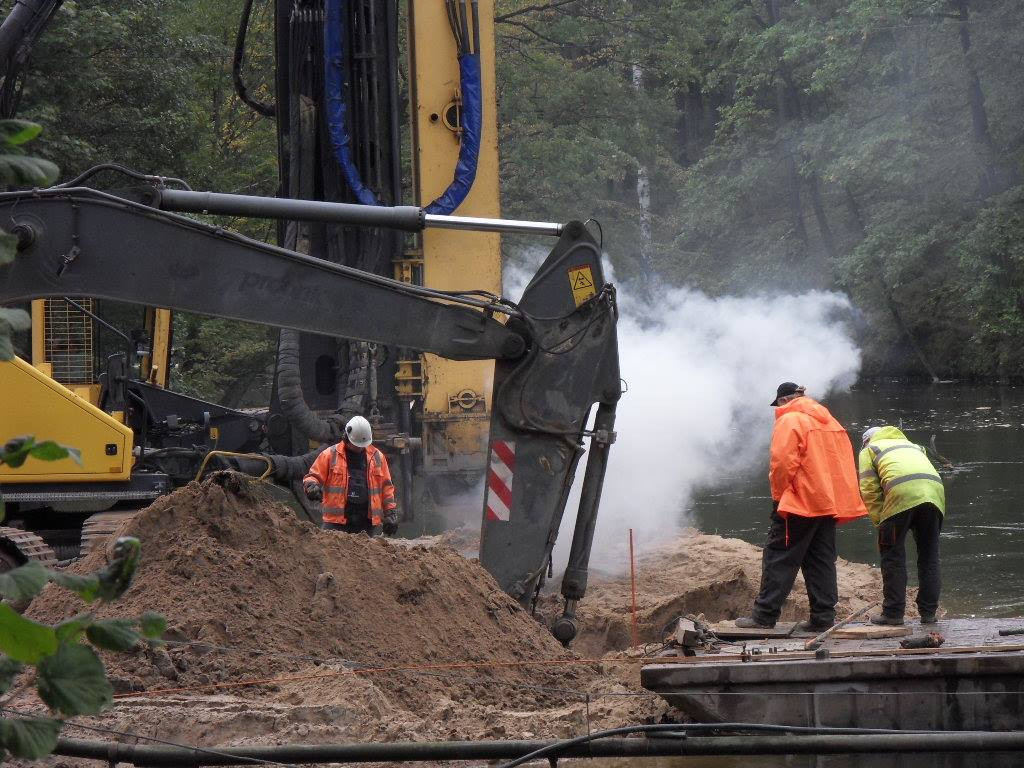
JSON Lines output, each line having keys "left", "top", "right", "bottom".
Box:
{"left": 0, "top": 185, "right": 620, "bottom": 642}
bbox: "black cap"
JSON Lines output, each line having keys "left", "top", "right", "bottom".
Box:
{"left": 771, "top": 382, "right": 801, "bottom": 406}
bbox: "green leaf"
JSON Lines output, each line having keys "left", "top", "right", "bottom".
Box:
{"left": 0, "top": 120, "right": 43, "bottom": 147}
{"left": 49, "top": 571, "right": 100, "bottom": 603}
{"left": 0, "top": 604, "right": 57, "bottom": 664}
{"left": 86, "top": 619, "right": 140, "bottom": 652}
{"left": 54, "top": 615, "right": 92, "bottom": 645}
{"left": 0, "top": 715, "right": 61, "bottom": 759}
{"left": 0, "top": 656, "right": 23, "bottom": 693}
{"left": 36, "top": 643, "right": 112, "bottom": 716}
{"left": 0, "top": 560, "right": 49, "bottom": 603}
{"left": 0, "top": 154, "right": 59, "bottom": 187}
{"left": 0, "top": 436, "right": 34, "bottom": 468}
{"left": 95, "top": 537, "right": 140, "bottom": 602}
{"left": 28, "top": 441, "right": 82, "bottom": 466}
{"left": 139, "top": 612, "right": 166, "bottom": 640}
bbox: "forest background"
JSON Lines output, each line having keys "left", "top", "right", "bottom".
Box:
{"left": 8, "top": 0, "right": 1024, "bottom": 403}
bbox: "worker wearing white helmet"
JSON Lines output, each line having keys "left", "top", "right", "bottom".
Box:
{"left": 303, "top": 416, "right": 399, "bottom": 536}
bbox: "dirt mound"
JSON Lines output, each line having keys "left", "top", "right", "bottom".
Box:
{"left": 547, "top": 530, "right": 888, "bottom": 657}
{"left": 29, "top": 473, "right": 591, "bottom": 714}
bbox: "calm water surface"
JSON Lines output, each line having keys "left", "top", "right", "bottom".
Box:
{"left": 688, "top": 382, "right": 1024, "bottom": 617}
{"left": 602, "top": 384, "right": 1023, "bottom": 767}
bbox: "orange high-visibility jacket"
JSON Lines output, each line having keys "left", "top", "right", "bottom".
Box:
{"left": 769, "top": 396, "right": 867, "bottom": 523}
{"left": 304, "top": 443, "right": 397, "bottom": 525}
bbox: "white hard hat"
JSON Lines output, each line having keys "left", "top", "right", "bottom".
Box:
{"left": 345, "top": 416, "right": 373, "bottom": 448}
{"left": 862, "top": 427, "right": 881, "bottom": 447}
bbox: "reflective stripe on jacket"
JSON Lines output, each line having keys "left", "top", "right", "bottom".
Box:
{"left": 769, "top": 396, "right": 867, "bottom": 523}
{"left": 304, "top": 443, "right": 397, "bottom": 525}
{"left": 858, "top": 425, "right": 945, "bottom": 527}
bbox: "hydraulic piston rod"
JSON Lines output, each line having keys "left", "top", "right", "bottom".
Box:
{"left": 156, "top": 189, "right": 563, "bottom": 236}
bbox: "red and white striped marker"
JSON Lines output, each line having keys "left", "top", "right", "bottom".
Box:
{"left": 485, "top": 440, "right": 516, "bottom": 522}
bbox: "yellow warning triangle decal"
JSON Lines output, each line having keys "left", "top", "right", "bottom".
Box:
{"left": 572, "top": 271, "right": 594, "bottom": 290}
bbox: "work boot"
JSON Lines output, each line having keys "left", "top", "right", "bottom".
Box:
{"left": 796, "top": 619, "right": 833, "bottom": 633}
{"left": 869, "top": 614, "right": 904, "bottom": 626}
{"left": 919, "top": 613, "right": 938, "bottom": 625}
{"left": 734, "top": 616, "right": 775, "bottom": 629}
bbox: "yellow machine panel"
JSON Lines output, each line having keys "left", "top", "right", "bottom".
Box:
{"left": 408, "top": 0, "right": 502, "bottom": 478}
{"left": 0, "top": 356, "right": 133, "bottom": 482}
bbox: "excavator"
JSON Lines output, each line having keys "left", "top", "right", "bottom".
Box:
{"left": 0, "top": 0, "right": 620, "bottom": 644}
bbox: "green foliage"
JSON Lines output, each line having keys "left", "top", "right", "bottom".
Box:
{"left": 0, "top": 536, "right": 163, "bottom": 759}
{"left": 0, "top": 605, "right": 57, "bottom": 664}
{"left": 0, "top": 437, "right": 82, "bottom": 470}
{"left": 0, "top": 116, "right": 58, "bottom": 363}
{"left": 36, "top": 643, "right": 112, "bottom": 716}
{"left": 495, "top": 0, "right": 1024, "bottom": 377}
{"left": 0, "top": 716, "right": 62, "bottom": 760}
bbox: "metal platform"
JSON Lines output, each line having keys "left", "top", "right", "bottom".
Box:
{"left": 641, "top": 618, "right": 1024, "bottom": 731}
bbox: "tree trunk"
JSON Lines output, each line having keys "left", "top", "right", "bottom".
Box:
{"left": 632, "top": 62, "right": 655, "bottom": 289}
{"left": 844, "top": 187, "right": 940, "bottom": 383}
{"left": 765, "top": 0, "right": 808, "bottom": 258}
{"left": 807, "top": 173, "right": 837, "bottom": 263}
{"left": 951, "top": 0, "right": 1016, "bottom": 195}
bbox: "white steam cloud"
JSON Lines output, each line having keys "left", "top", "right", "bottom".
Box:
{"left": 504, "top": 255, "right": 861, "bottom": 571}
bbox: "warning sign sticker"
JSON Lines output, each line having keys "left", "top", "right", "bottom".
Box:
{"left": 568, "top": 264, "right": 597, "bottom": 307}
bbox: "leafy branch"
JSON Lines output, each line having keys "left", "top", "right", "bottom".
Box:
{"left": 0, "top": 538, "right": 164, "bottom": 760}
{"left": 0, "top": 118, "right": 59, "bottom": 363}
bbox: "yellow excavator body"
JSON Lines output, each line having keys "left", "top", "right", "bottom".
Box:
{"left": 0, "top": 356, "right": 133, "bottom": 482}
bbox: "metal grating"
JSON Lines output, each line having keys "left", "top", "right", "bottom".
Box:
{"left": 44, "top": 298, "right": 95, "bottom": 384}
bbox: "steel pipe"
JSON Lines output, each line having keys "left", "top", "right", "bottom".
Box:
{"left": 423, "top": 212, "right": 563, "bottom": 236}
{"left": 158, "top": 189, "right": 426, "bottom": 232}
{"left": 157, "top": 189, "right": 564, "bottom": 237}
{"left": 52, "top": 731, "right": 1024, "bottom": 766}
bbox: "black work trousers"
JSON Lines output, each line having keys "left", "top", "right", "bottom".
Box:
{"left": 878, "top": 502, "right": 942, "bottom": 619}
{"left": 752, "top": 510, "right": 838, "bottom": 626}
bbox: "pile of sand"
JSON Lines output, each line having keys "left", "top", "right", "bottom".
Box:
{"left": 28, "top": 474, "right": 595, "bottom": 718}
{"left": 548, "top": 530, "right": 890, "bottom": 657}
{"left": 21, "top": 477, "right": 892, "bottom": 751}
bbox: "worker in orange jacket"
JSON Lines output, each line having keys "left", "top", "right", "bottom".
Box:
{"left": 303, "top": 416, "right": 398, "bottom": 536}
{"left": 736, "top": 382, "right": 867, "bottom": 632}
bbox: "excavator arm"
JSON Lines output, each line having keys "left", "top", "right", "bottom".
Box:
{"left": 0, "top": 184, "right": 620, "bottom": 643}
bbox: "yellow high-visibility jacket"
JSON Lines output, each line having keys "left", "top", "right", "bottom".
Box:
{"left": 858, "top": 426, "right": 945, "bottom": 526}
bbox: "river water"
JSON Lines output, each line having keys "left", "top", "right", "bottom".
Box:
{"left": 601, "top": 384, "right": 1024, "bottom": 768}
{"left": 688, "top": 382, "right": 1024, "bottom": 617}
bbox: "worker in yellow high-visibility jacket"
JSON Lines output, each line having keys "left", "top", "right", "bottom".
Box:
{"left": 859, "top": 426, "right": 946, "bottom": 626}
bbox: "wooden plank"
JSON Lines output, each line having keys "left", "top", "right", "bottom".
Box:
{"left": 709, "top": 621, "right": 797, "bottom": 639}
{"left": 832, "top": 624, "right": 910, "bottom": 639}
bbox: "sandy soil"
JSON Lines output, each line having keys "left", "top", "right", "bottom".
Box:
{"left": 13, "top": 474, "right": 891, "bottom": 764}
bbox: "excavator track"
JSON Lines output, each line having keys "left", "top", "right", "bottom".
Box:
{"left": 0, "top": 526, "right": 59, "bottom": 571}
{"left": 80, "top": 511, "right": 141, "bottom": 557}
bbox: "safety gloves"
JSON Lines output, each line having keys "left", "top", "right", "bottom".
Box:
{"left": 304, "top": 481, "right": 323, "bottom": 502}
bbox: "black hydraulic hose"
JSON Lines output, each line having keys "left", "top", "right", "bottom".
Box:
{"left": 50, "top": 729, "right": 1024, "bottom": 766}
{"left": 232, "top": 0, "right": 274, "bottom": 117}
{"left": 275, "top": 327, "right": 345, "bottom": 444}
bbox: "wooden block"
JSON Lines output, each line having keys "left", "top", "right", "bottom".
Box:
{"left": 831, "top": 624, "right": 911, "bottom": 639}
{"left": 710, "top": 621, "right": 798, "bottom": 639}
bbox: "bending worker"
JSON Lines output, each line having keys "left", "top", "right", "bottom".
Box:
{"left": 303, "top": 416, "right": 399, "bottom": 536}
{"left": 859, "top": 426, "right": 945, "bottom": 625}
{"left": 737, "top": 383, "right": 867, "bottom": 632}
